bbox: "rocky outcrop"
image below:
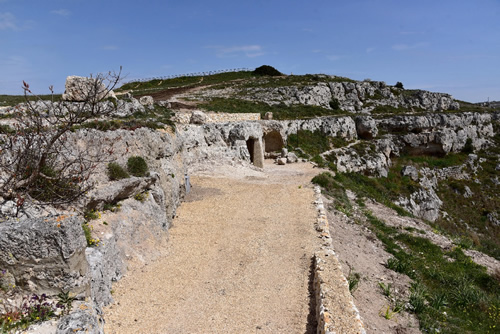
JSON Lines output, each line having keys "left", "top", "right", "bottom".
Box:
{"left": 139, "top": 95, "right": 154, "bottom": 108}
{"left": 378, "top": 112, "right": 494, "bottom": 155}
{"left": 180, "top": 121, "right": 265, "bottom": 169}
{"left": 196, "top": 77, "right": 460, "bottom": 113}
{"left": 115, "top": 98, "right": 145, "bottom": 116}
{"left": 62, "top": 76, "right": 116, "bottom": 102}
{"left": 261, "top": 116, "right": 358, "bottom": 144}
{"left": 86, "top": 175, "right": 159, "bottom": 210}
{"left": 190, "top": 110, "right": 208, "bottom": 124}
{"left": 355, "top": 116, "right": 378, "bottom": 140}
{"left": 0, "top": 215, "right": 89, "bottom": 296}
{"left": 56, "top": 304, "right": 103, "bottom": 334}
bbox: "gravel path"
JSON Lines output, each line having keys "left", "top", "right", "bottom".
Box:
{"left": 104, "top": 161, "right": 320, "bottom": 333}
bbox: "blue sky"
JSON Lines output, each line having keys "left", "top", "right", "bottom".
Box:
{"left": 1, "top": 0, "right": 499, "bottom": 102}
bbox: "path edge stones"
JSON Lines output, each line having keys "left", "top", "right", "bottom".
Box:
{"left": 313, "top": 185, "right": 367, "bottom": 334}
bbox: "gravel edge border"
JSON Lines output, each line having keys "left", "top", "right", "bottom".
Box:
{"left": 313, "top": 185, "right": 366, "bottom": 334}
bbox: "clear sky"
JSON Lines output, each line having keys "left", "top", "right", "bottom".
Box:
{"left": 1, "top": 0, "right": 499, "bottom": 102}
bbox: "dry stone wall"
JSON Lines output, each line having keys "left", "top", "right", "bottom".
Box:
{"left": 175, "top": 111, "right": 260, "bottom": 124}
{"left": 313, "top": 186, "right": 366, "bottom": 334}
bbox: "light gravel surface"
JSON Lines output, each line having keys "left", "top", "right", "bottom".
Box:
{"left": 104, "top": 161, "right": 320, "bottom": 334}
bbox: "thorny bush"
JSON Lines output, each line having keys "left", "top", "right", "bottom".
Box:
{"left": 0, "top": 68, "right": 122, "bottom": 217}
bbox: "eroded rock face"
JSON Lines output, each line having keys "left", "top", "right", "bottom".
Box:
{"left": 396, "top": 188, "right": 443, "bottom": 222}
{"left": 62, "top": 76, "right": 116, "bottom": 102}
{"left": 0, "top": 215, "right": 89, "bottom": 295}
{"left": 190, "top": 110, "right": 208, "bottom": 124}
{"left": 56, "top": 305, "right": 103, "bottom": 334}
{"left": 139, "top": 96, "right": 154, "bottom": 107}
{"left": 355, "top": 116, "right": 378, "bottom": 139}
{"left": 377, "top": 112, "right": 494, "bottom": 154}
{"left": 196, "top": 78, "right": 460, "bottom": 113}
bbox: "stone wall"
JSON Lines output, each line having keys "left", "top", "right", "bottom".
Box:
{"left": 313, "top": 186, "right": 366, "bottom": 334}
{"left": 175, "top": 111, "right": 261, "bottom": 124}
{"left": 206, "top": 112, "right": 260, "bottom": 123}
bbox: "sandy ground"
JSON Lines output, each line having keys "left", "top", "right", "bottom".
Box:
{"left": 104, "top": 161, "right": 320, "bottom": 334}
{"left": 324, "top": 192, "right": 421, "bottom": 334}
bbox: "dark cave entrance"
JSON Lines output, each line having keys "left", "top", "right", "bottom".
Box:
{"left": 246, "top": 138, "right": 255, "bottom": 163}
{"left": 263, "top": 130, "right": 284, "bottom": 153}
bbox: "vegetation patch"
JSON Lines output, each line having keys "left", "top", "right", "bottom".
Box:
{"left": 287, "top": 130, "right": 331, "bottom": 157}
{"left": 398, "top": 152, "right": 468, "bottom": 169}
{"left": 315, "top": 171, "right": 500, "bottom": 332}
{"left": 107, "top": 162, "right": 129, "bottom": 181}
{"left": 0, "top": 94, "right": 62, "bottom": 107}
{"left": 201, "top": 97, "right": 346, "bottom": 119}
{"left": 127, "top": 156, "right": 148, "bottom": 177}
{"left": 0, "top": 293, "right": 66, "bottom": 332}
{"left": 117, "top": 71, "right": 256, "bottom": 96}
{"left": 364, "top": 210, "right": 500, "bottom": 333}
{"left": 332, "top": 172, "right": 413, "bottom": 217}
{"left": 312, "top": 172, "right": 352, "bottom": 216}
{"left": 81, "top": 222, "right": 100, "bottom": 247}
{"left": 75, "top": 104, "right": 174, "bottom": 131}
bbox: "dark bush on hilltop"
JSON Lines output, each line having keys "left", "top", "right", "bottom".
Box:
{"left": 395, "top": 81, "right": 404, "bottom": 89}
{"left": 127, "top": 156, "right": 148, "bottom": 177}
{"left": 253, "top": 65, "right": 283, "bottom": 77}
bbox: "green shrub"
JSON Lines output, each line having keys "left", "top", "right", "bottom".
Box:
{"left": 83, "top": 209, "right": 100, "bottom": 220}
{"left": 134, "top": 191, "right": 148, "bottom": 202}
{"left": 81, "top": 223, "right": 99, "bottom": 247}
{"left": 395, "top": 81, "right": 404, "bottom": 89}
{"left": 107, "top": 162, "right": 129, "bottom": 180}
{"left": 408, "top": 282, "right": 427, "bottom": 313}
{"left": 253, "top": 65, "right": 282, "bottom": 76}
{"left": 461, "top": 138, "right": 474, "bottom": 153}
{"left": 348, "top": 272, "right": 361, "bottom": 292}
{"left": 0, "top": 124, "right": 14, "bottom": 134}
{"left": 127, "top": 156, "right": 148, "bottom": 177}
{"left": 329, "top": 98, "right": 340, "bottom": 110}
{"left": 312, "top": 172, "right": 336, "bottom": 189}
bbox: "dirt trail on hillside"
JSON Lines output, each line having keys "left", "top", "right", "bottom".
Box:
{"left": 104, "top": 161, "right": 320, "bottom": 334}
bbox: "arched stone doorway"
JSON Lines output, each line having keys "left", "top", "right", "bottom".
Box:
{"left": 263, "top": 130, "right": 284, "bottom": 153}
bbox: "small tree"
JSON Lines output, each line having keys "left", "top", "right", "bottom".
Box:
{"left": 0, "top": 68, "right": 122, "bottom": 217}
{"left": 395, "top": 81, "right": 404, "bottom": 89}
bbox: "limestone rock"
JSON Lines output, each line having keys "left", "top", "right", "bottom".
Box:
{"left": 56, "top": 305, "right": 103, "bottom": 334}
{"left": 62, "top": 76, "right": 116, "bottom": 102}
{"left": 86, "top": 175, "right": 159, "bottom": 210}
{"left": 264, "top": 112, "right": 273, "bottom": 120}
{"left": 198, "top": 77, "right": 461, "bottom": 114}
{"left": 0, "top": 215, "right": 89, "bottom": 295}
{"left": 115, "top": 98, "right": 145, "bottom": 117}
{"left": 190, "top": 110, "right": 208, "bottom": 124}
{"left": 487, "top": 212, "right": 500, "bottom": 226}
{"left": 355, "top": 116, "right": 378, "bottom": 139}
{"left": 396, "top": 188, "right": 443, "bottom": 222}
{"left": 139, "top": 96, "right": 154, "bottom": 107}
{"left": 401, "top": 165, "right": 419, "bottom": 181}
{"left": 0, "top": 269, "right": 15, "bottom": 291}
{"left": 157, "top": 100, "right": 171, "bottom": 108}
{"left": 287, "top": 152, "right": 298, "bottom": 163}
{"left": 463, "top": 185, "right": 473, "bottom": 198}
{"left": 277, "top": 157, "right": 287, "bottom": 165}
